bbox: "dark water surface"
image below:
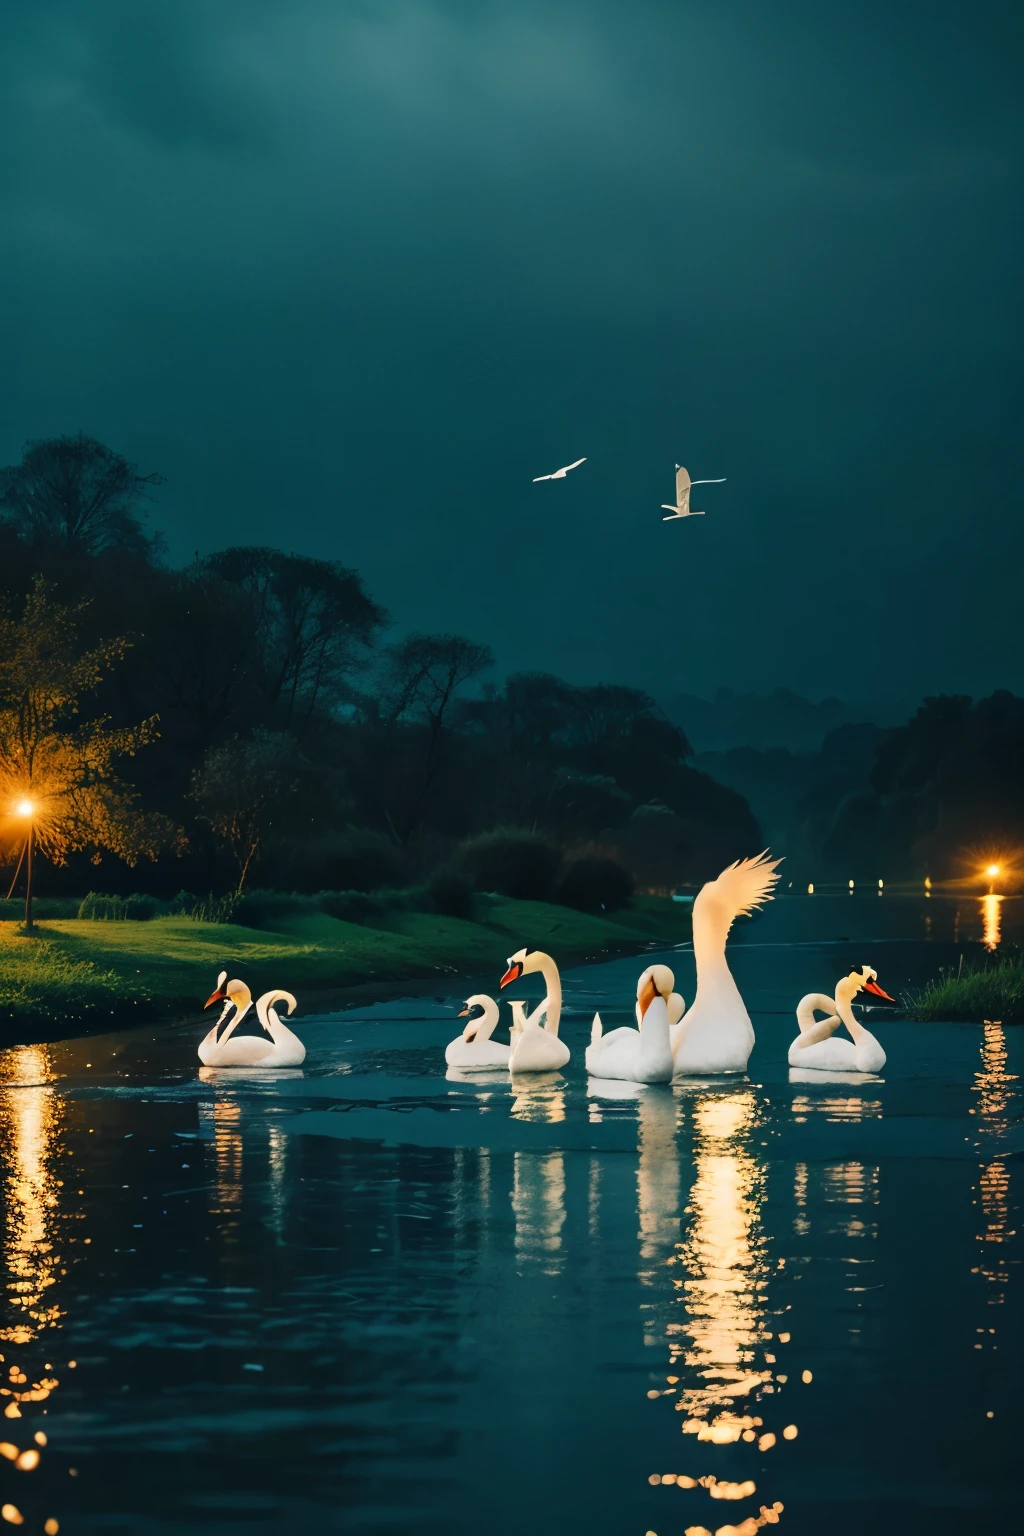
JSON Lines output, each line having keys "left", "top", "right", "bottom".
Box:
{"left": 1, "top": 897, "right": 1020, "bottom": 1535}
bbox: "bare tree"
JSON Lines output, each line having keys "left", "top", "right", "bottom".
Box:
{"left": 0, "top": 433, "right": 164, "bottom": 558}
{"left": 191, "top": 729, "right": 303, "bottom": 892}
{"left": 204, "top": 548, "right": 386, "bottom": 729}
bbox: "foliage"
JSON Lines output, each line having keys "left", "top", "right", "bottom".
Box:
{"left": 313, "top": 829, "right": 407, "bottom": 892}
{"left": 0, "top": 432, "right": 163, "bottom": 559}
{"left": 457, "top": 828, "right": 562, "bottom": 900}
{"left": 909, "top": 955, "right": 1024, "bottom": 1023}
{"left": 78, "top": 891, "right": 163, "bottom": 921}
{"left": 0, "top": 578, "right": 181, "bottom": 878}
{"left": 191, "top": 728, "right": 304, "bottom": 891}
{"left": 203, "top": 548, "right": 386, "bottom": 730}
{"left": 427, "top": 863, "right": 475, "bottom": 920}
{"left": 555, "top": 849, "right": 634, "bottom": 913}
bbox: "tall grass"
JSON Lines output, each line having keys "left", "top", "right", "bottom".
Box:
{"left": 0, "top": 933, "right": 150, "bottom": 1029}
{"left": 909, "top": 955, "right": 1024, "bottom": 1023}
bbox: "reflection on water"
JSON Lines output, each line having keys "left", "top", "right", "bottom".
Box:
{"left": 980, "top": 893, "right": 1003, "bottom": 951}
{"left": 637, "top": 1092, "right": 682, "bottom": 1346}
{"left": 510, "top": 1077, "right": 566, "bottom": 1274}
{"left": 0, "top": 1048, "right": 65, "bottom": 1347}
{"left": 972, "top": 1022, "right": 1017, "bottom": 1302}
{"left": 669, "top": 1092, "right": 771, "bottom": 1426}
{"left": 794, "top": 1161, "right": 879, "bottom": 1240}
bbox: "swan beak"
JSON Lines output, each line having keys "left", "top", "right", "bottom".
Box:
{"left": 204, "top": 989, "right": 226, "bottom": 1009}
{"left": 638, "top": 975, "right": 658, "bottom": 1019}
{"left": 457, "top": 1006, "right": 470, "bottom": 1016}
{"left": 500, "top": 962, "right": 523, "bottom": 988}
{"left": 862, "top": 979, "right": 896, "bottom": 1002}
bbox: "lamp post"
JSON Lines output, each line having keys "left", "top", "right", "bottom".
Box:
{"left": 15, "top": 799, "right": 35, "bottom": 930}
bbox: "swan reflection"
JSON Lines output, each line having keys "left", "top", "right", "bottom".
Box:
{"left": 509, "top": 1076, "right": 566, "bottom": 1274}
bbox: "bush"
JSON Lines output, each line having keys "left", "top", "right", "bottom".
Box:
{"left": 235, "top": 889, "right": 318, "bottom": 928}
{"left": 166, "top": 890, "right": 201, "bottom": 916}
{"left": 77, "top": 892, "right": 164, "bottom": 921}
{"left": 0, "top": 897, "right": 80, "bottom": 920}
{"left": 315, "top": 830, "right": 407, "bottom": 892}
{"left": 427, "top": 864, "right": 475, "bottom": 920}
{"left": 318, "top": 889, "right": 393, "bottom": 925}
{"left": 457, "top": 828, "right": 562, "bottom": 901}
{"left": 555, "top": 849, "right": 634, "bottom": 913}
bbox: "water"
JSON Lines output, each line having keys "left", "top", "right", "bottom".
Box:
{"left": 0, "top": 897, "right": 1020, "bottom": 1535}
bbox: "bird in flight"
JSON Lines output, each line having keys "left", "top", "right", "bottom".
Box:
{"left": 533, "top": 457, "right": 586, "bottom": 482}
{"left": 661, "top": 464, "right": 726, "bottom": 520}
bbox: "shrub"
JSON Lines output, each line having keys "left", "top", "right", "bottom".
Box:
{"left": 427, "top": 864, "right": 475, "bottom": 920}
{"left": 166, "top": 890, "right": 201, "bottom": 916}
{"left": 457, "top": 828, "right": 562, "bottom": 901}
{"left": 77, "top": 892, "right": 164, "bottom": 921}
{"left": 318, "top": 889, "right": 392, "bottom": 925}
{"left": 316, "top": 829, "right": 407, "bottom": 892}
{"left": 555, "top": 849, "right": 634, "bottom": 913}
{"left": 235, "top": 888, "right": 318, "bottom": 928}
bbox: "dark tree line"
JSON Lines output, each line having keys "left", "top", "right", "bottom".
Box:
{"left": 0, "top": 433, "right": 759, "bottom": 897}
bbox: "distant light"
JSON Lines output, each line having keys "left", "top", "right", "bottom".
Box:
{"left": 986, "top": 864, "right": 1000, "bottom": 878}
{"left": 807, "top": 883, "right": 814, "bottom": 895}
{"left": 14, "top": 799, "right": 34, "bottom": 818}
{"left": 924, "top": 876, "right": 932, "bottom": 889}
{"left": 848, "top": 879, "right": 855, "bottom": 891}
{"left": 878, "top": 879, "right": 884, "bottom": 890}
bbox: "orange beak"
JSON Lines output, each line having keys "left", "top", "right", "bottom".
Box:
{"left": 457, "top": 1006, "right": 470, "bottom": 1017}
{"left": 862, "top": 978, "right": 896, "bottom": 1003}
{"left": 500, "top": 962, "right": 523, "bottom": 988}
{"left": 638, "top": 974, "right": 658, "bottom": 1019}
{"left": 204, "top": 989, "right": 226, "bottom": 1009}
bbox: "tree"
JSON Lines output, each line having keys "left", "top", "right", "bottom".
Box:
{"left": 0, "top": 433, "right": 164, "bottom": 559}
{"left": 191, "top": 729, "right": 304, "bottom": 892}
{"left": 203, "top": 548, "right": 386, "bottom": 729}
{"left": 0, "top": 580, "right": 181, "bottom": 926}
{"left": 373, "top": 632, "right": 493, "bottom": 841}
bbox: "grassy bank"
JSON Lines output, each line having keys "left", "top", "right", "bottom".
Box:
{"left": 909, "top": 955, "right": 1024, "bottom": 1023}
{"left": 0, "top": 892, "right": 692, "bottom": 1037}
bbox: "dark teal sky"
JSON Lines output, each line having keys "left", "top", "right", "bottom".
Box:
{"left": 2, "top": 1, "right": 1021, "bottom": 702}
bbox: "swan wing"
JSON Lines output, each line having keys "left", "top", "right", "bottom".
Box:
{"left": 694, "top": 850, "right": 781, "bottom": 943}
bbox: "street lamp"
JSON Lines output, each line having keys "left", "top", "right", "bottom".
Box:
{"left": 14, "top": 798, "right": 36, "bottom": 930}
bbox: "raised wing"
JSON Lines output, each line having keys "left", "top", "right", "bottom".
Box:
{"left": 563, "top": 457, "right": 586, "bottom": 473}
{"left": 532, "top": 473, "right": 554, "bottom": 481}
{"left": 675, "top": 465, "right": 692, "bottom": 505}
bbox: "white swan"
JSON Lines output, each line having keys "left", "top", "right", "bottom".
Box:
{"left": 671, "top": 852, "right": 781, "bottom": 1075}
{"left": 445, "top": 993, "right": 510, "bottom": 1068}
{"left": 199, "top": 973, "right": 306, "bottom": 1066}
{"left": 500, "top": 948, "right": 570, "bottom": 1072}
{"left": 586, "top": 964, "right": 679, "bottom": 1082}
{"left": 788, "top": 966, "right": 894, "bottom": 1073}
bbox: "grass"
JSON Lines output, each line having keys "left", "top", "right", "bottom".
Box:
{"left": 908, "top": 954, "right": 1024, "bottom": 1023}
{"left": 0, "top": 892, "right": 693, "bottom": 1035}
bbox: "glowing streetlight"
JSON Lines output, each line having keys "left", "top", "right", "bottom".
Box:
{"left": 986, "top": 864, "right": 1001, "bottom": 879}
{"left": 9, "top": 796, "right": 37, "bottom": 929}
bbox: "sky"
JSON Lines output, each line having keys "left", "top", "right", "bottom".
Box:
{"left": 2, "top": 0, "right": 1022, "bottom": 705}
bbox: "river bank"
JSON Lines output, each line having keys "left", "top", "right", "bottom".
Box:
{"left": 0, "top": 892, "right": 693, "bottom": 1042}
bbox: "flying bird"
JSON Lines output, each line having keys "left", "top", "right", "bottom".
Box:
{"left": 661, "top": 464, "right": 726, "bottom": 520}
{"left": 533, "top": 457, "right": 586, "bottom": 482}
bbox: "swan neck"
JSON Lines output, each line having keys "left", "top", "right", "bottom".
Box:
{"left": 836, "top": 991, "right": 866, "bottom": 1041}
{"left": 536, "top": 956, "right": 562, "bottom": 1035}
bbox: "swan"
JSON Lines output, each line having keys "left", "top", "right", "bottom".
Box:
{"left": 671, "top": 852, "right": 781, "bottom": 1075}
{"left": 788, "top": 966, "right": 894, "bottom": 1073}
{"left": 500, "top": 948, "right": 570, "bottom": 1072}
{"left": 586, "top": 964, "right": 679, "bottom": 1082}
{"left": 199, "top": 973, "right": 306, "bottom": 1066}
{"left": 445, "top": 994, "right": 510, "bottom": 1068}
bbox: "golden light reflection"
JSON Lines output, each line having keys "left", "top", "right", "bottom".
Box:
{"left": 637, "top": 1092, "right": 683, "bottom": 1346}
{"left": 0, "top": 1048, "right": 65, "bottom": 1345}
{"left": 980, "top": 893, "right": 1003, "bottom": 952}
{"left": 202, "top": 1100, "right": 243, "bottom": 1232}
{"left": 972, "top": 1021, "right": 1016, "bottom": 1301}
{"left": 668, "top": 1092, "right": 771, "bottom": 1421}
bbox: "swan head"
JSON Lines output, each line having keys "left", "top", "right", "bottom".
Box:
{"left": 637, "top": 963, "right": 675, "bottom": 1019}
{"left": 839, "top": 966, "right": 896, "bottom": 1005}
{"left": 500, "top": 948, "right": 548, "bottom": 987}
{"left": 204, "top": 973, "right": 250, "bottom": 1010}
{"left": 457, "top": 994, "right": 497, "bottom": 1042}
